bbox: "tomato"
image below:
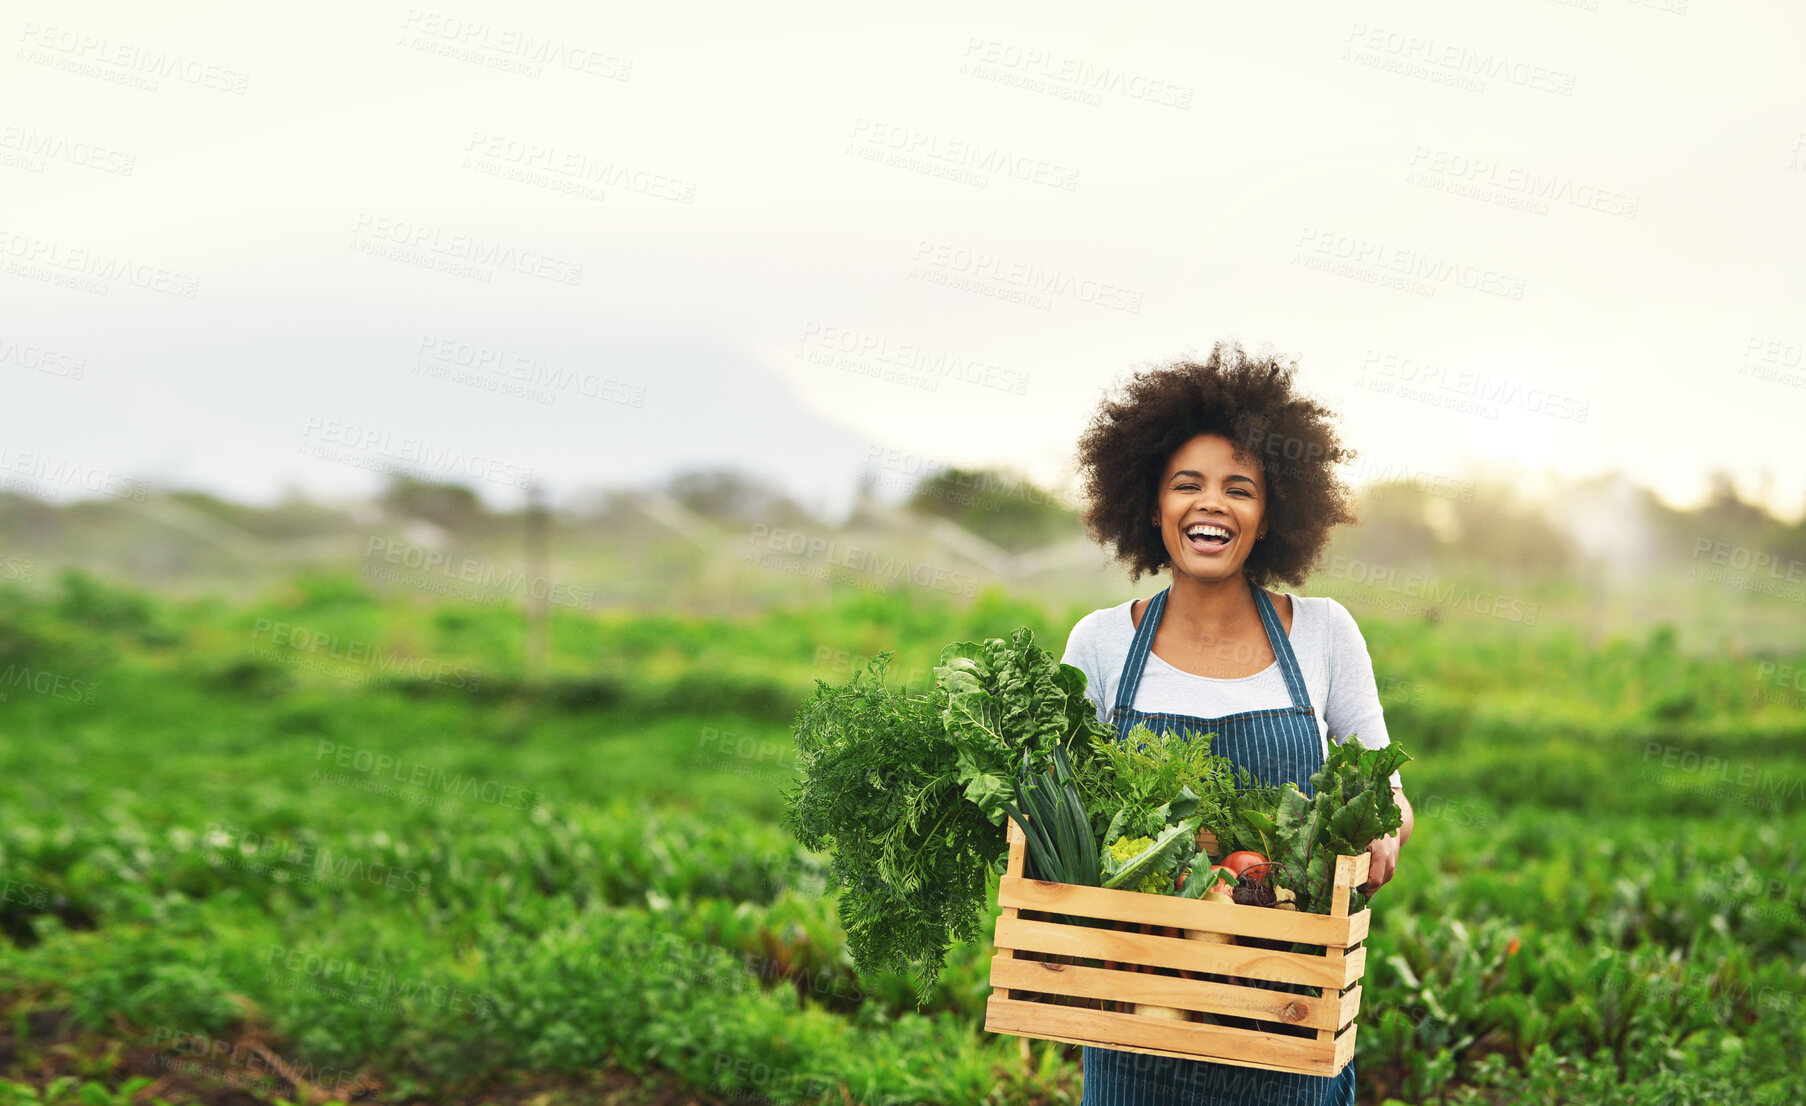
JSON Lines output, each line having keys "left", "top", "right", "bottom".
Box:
{"left": 1221, "top": 851, "right": 1271, "bottom": 882}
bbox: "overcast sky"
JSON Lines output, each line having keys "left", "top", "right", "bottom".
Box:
{"left": 3, "top": 0, "right": 1803, "bottom": 520}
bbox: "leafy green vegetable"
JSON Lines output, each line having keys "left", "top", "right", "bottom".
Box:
{"left": 786, "top": 628, "right": 1115, "bottom": 1004}
{"left": 1208, "top": 772, "right": 1291, "bottom": 859}
{"left": 1075, "top": 722, "right": 1236, "bottom": 845}
{"left": 1175, "top": 853, "right": 1238, "bottom": 899}
{"left": 935, "top": 629, "right": 1112, "bottom": 826}
{"left": 783, "top": 656, "right": 1004, "bottom": 1003}
{"left": 1100, "top": 819, "right": 1200, "bottom": 893}
{"left": 1253, "top": 738, "right": 1413, "bottom": 915}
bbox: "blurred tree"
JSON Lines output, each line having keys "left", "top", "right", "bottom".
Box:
{"left": 1433, "top": 483, "right": 1576, "bottom": 576}
{"left": 1336, "top": 483, "right": 1447, "bottom": 567}
{"left": 666, "top": 468, "right": 810, "bottom": 527}
{"left": 378, "top": 475, "right": 488, "bottom": 532}
{"left": 1688, "top": 470, "right": 1806, "bottom": 570}
{"left": 906, "top": 468, "right": 1078, "bottom": 554}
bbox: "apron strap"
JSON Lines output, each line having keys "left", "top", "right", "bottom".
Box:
{"left": 1110, "top": 587, "right": 1168, "bottom": 717}
{"left": 1110, "top": 580, "right": 1316, "bottom": 718}
{"left": 1251, "top": 579, "right": 1314, "bottom": 714}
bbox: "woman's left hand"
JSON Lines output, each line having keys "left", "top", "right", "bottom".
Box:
{"left": 1362, "top": 831, "right": 1401, "bottom": 893}
{"left": 1361, "top": 787, "right": 1412, "bottom": 894}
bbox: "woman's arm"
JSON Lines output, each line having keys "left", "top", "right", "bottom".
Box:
{"left": 1363, "top": 786, "right": 1413, "bottom": 892}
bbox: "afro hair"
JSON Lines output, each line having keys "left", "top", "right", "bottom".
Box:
{"left": 1077, "top": 342, "right": 1356, "bottom": 586}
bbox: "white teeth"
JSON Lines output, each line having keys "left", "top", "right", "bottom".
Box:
{"left": 1186, "top": 524, "right": 1231, "bottom": 540}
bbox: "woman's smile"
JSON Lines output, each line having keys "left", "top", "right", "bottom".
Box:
{"left": 1181, "top": 520, "right": 1235, "bottom": 555}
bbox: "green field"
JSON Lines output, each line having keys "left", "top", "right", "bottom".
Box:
{"left": 2, "top": 569, "right": 1803, "bottom": 1105}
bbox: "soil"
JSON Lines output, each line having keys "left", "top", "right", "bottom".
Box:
{"left": 0, "top": 1007, "right": 741, "bottom": 1106}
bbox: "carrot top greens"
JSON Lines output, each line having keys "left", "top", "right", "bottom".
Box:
{"left": 784, "top": 628, "right": 1107, "bottom": 1003}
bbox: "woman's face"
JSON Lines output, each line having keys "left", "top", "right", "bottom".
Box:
{"left": 1154, "top": 433, "right": 1268, "bottom": 584}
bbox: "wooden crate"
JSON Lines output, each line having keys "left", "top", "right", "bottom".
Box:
{"left": 984, "top": 817, "right": 1372, "bottom": 1078}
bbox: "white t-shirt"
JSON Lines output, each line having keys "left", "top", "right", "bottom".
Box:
{"left": 1061, "top": 593, "right": 1404, "bottom": 790}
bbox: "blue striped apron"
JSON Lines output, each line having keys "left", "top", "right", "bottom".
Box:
{"left": 1079, "top": 581, "right": 1356, "bottom": 1106}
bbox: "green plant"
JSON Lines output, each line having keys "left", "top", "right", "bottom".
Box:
{"left": 784, "top": 658, "right": 1006, "bottom": 1004}
{"left": 999, "top": 746, "right": 1098, "bottom": 888}
{"left": 1074, "top": 723, "right": 1234, "bottom": 845}
{"left": 934, "top": 628, "right": 1112, "bottom": 826}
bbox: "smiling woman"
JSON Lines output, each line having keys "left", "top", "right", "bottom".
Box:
{"left": 1064, "top": 342, "right": 1414, "bottom": 1106}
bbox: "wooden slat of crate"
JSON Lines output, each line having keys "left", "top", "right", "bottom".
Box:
{"left": 991, "top": 817, "right": 1372, "bottom": 1077}
{"left": 992, "top": 810, "right": 1031, "bottom": 1002}
{"left": 999, "top": 876, "right": 1368, "bottom": 948}
{"left": 985, "top": 996, "right": 1356, "bottom": 1078}
{"left": 989, "top": 957, "right": 1349, "bottom": 1030}
{"left": 993, "top": 914, "right": 1367, "bottom": 991}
